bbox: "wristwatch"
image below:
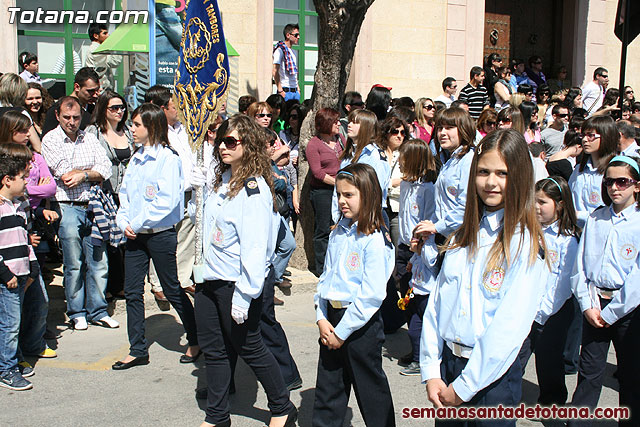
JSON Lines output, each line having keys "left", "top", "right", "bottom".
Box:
{"left": 83, "top": 171, "right": 89, "bottom": 182}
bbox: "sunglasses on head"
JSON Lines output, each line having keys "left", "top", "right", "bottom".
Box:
{"left": 389, "top": 129, "right": 405, "bottom": 136}
{"left": 216, "top": 136, "right": 242, "bottom": 150}
{"left": 107, "top": 104, "right": 126, "bottom": 112}
{"left": 256, "top": 113, "right": 272, "bottom": 118}
{"left": 603, "top": 177, "right": 638, "bottom": 189}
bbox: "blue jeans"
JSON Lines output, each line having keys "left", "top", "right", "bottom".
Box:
{"left": 284, "top": 89, "right": 300, "bottom": 102}
{"left": 0, "top": 277, "right": 26, "bottom": 372}
{"left": 58, "top": 204, "right": 108, "bottom": 321}
{"left": 19, "top": 275, "right": 48, "bottom": 356}
{"left": 272, "top": 217, "right": 296, "bottom": 283}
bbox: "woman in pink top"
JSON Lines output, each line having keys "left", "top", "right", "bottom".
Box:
{"left": 0, "top": 111, "right": 56, "bottom": 209}
{"left": 413, "top": 97, "right": 435, "bottom": 142}
{"left": 305, "top": 107, "right": 343, "bottom": 276}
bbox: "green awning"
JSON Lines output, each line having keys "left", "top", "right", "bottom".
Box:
{"left": 226, "top": 40, "right": 239, "bottom": 57}
{"left": 94, "top": 22, "right": 150, "bottom": 55}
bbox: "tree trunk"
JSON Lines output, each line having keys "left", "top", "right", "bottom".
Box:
{"left": 289, "top": 0, "right": 375, "bottom": 272}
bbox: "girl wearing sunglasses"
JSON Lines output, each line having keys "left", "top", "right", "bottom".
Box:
{"left": 194, "top": 114, "right": 297, "bottom": 427}
{"left": 570, "top": 155, "right": 640, "bottom": 426}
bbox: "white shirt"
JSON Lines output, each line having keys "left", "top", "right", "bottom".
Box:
{"left": 581, "top": 81, "right": 604, "bottom": 115}
{"left": 167, "top": 121, "right": 195, "bottom": 192}
{"left": 435, "top": 94, "right": 455, "bottom": 108}
{"left": 273, "top": 45, "right": 298, "bottom": 88}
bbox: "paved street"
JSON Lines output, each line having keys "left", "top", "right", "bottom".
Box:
{"left": 1, "top": 268, "right": 620, "bottom": 426}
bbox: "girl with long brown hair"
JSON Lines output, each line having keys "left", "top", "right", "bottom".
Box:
{"left": 313, "top": 163, "right": 395, "bottom": 427}
{"left": 420, "top": 129, "right": 548, "bottom": 419}
{"left": 197, "top": 114, "right": 297, "bottom": 427}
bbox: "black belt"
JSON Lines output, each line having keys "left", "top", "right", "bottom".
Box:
{"left": 283, "top": 87, "right": 297, "bottom": 93}
{"left": 59, "top": 201, "right": 88, "bottom": 207}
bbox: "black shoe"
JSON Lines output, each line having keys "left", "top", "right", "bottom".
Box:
{"left": 179, "top": 350, "right": 202, "bottom": 364}
{"left": 286, "top": 377, "right": 303, "bottom": 391}
{"left": 277, "top": 278, "right": 292, "bottom": 289}
{"left": 112, "top": 355, "right": 149, "bottom": 370}
{"left": 274, "top": 296, "right": 284, "bottom": 306}
{"left": 283, "top": 269, "right": 292, "bottom": 277}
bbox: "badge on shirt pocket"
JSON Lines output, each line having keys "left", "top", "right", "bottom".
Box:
{"left": 620, "top": 243, "right": 637, "bottom": 261}
{"left": 482, "top": 267, "right": 505, "bottom": 293}
{"left": 589, "top": 191, "right": 600, "bottom": 205}
{"left": 447, "top": 186, "right": 458, "bottom": 197}
{"left": 212, "top": 226, "right": 224, "bottom": 247}
{"left": 144, "top": 185, "right": 158, "bottom": 201}
{"left": 346, "top": 251, "right": 361, "bottom": 271}
{"left": 411, "top": 202, "right": 419, "bottom": 216}
{"left": 547, "top": 249, "right": 559, "bottom": 266}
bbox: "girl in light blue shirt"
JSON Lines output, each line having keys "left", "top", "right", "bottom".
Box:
{"left": 570, "top": 155, "right": 640, "bottom": 425}
{"left": 518, "top": 176, "right": 581, "bottom": 406}
{"left": 420, "top": 130, "right": 548, "bottom": 421}
{"left": 314, "top": 163, "right": 395, "bottom": 427}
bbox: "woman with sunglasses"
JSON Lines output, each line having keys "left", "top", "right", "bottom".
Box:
{"left": 568, "top": 116, "right": 619, "bottom": 227}
{"left": 414, "top": 98, "right": 435, "bottom": 143}
{"left": 248, "top": 102, "right": 290, "bottom": 166}
{"left": 279, "top": 103, "right": 306, "bottom": 168}
{"left": 476, "top": 108, "right": 498, "bottom": 141}
{"left": 195, "top": 115, "right": 297, "bottom": 427}
{"left": 114, "top": 103, "right": 199, "bottom": 370}
{"left": 86, "top": 90, "right": 134, "bottom": 300}
{"left": 623, "top": 86, "right": 635, "bottom": 108}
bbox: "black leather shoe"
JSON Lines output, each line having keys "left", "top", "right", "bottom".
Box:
{"left": 179, "top": 350, "right": 202, "bottom": 363}
{"left": 112, "top": 355, "right": 149, "bottom": 370}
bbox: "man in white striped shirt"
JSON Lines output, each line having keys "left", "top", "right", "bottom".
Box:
{"left": 41, "top": 96, "right": 117, "bottom": 331}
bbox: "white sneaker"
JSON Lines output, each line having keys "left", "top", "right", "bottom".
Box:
{"left": 92, "top": 315, "right": 120, "bottom": 329}
{"left": 73, "top": 317, "right": 88, "bottom": 330}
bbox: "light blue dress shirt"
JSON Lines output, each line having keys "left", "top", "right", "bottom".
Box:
{"left": 199, "top": 171, "right": 275, "bottom": 310}
{"left": 432, "top": 147, "right": 474, "bottom": 236}
{"left": 568, "top": 159, "right": 603, "bottom": 227}
{"left": 399, "top": 180, "right": 435, "bottom": 246}
{"left": 117, "top": 144, "right": 184, "bottom": 233}
{"left": 314, "top": 218, "right": 394, "bottom": 340}
{"left": 330, "top": 144, "right": 391, "bottom": 222}
{"left": 408, "top": 235, "right": 439, "bottom": 295}
{"left": 420, "top": 209, "right": 547, "bottom": 402}
{"left": 571, "top": 205, "right": 640, "bottom": 326}
{"left": 535, "top": 222, "right": 579, "bottom": 325}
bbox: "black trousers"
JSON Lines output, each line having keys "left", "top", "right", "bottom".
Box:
{"left": 563, "top": 296, "right": 583, "bottom": 373}
{"left": 312, "top": 307, "right": 395, "bottom": 427}
{"left": 568, "top": 301, "right": 640, "bottom": 427}
{"left": 310, "top": 187, "right": 333, "bottom": 276}
{"left": 517, "top": 297, "right": 573, "bottom": 405}
{"left": 195, "top": 280, "right": 293, "bottom": 425}
{"left": 437, "top": 345, "right": 522, "bottom": 427}
{"left": 123, "top": 229, "right": 197, "bottom": 357}
{"left": 261, "top": 266, "right": 301, "bottom": 386}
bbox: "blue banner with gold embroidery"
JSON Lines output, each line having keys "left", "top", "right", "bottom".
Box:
{"left": 173, "top": 0, "right": 229, "bottom": 151}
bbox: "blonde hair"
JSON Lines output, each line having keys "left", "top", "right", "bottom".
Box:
{"left": 0, "top": 73, "right": 28, "bottom": 107}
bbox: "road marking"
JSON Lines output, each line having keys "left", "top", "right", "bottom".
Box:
{"left": 35, "top": 344, "right": 130, "bottom": 371}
